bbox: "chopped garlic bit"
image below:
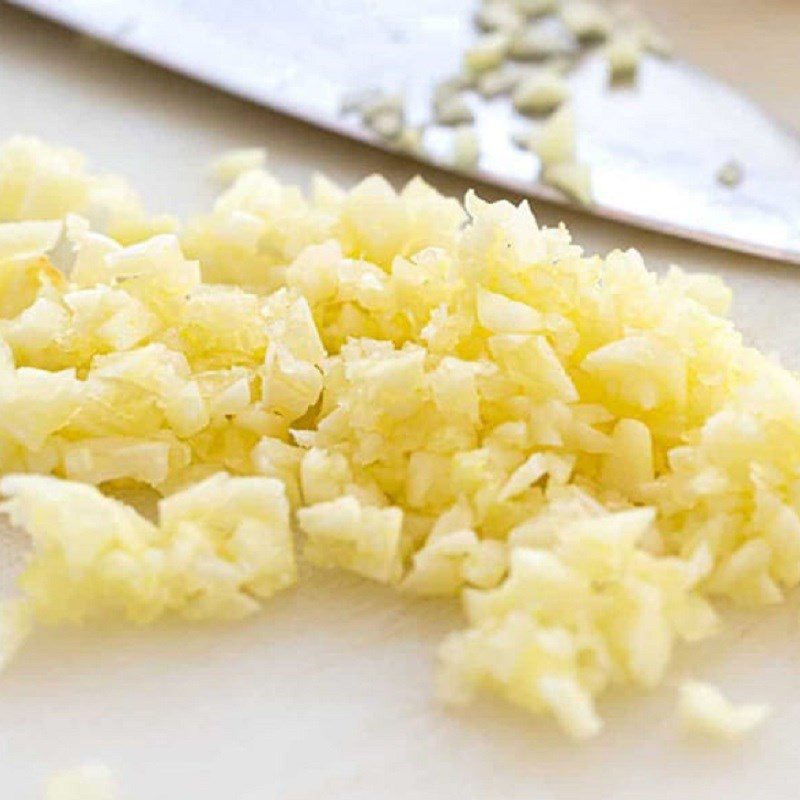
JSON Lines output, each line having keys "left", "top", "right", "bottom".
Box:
{"left": 0, "top": 219, "right": 63, "bottom": 260}
{"left": 361, "top": 92, "right": 406, "bottom": 141}
{"left": 679, "top": 681, "right": 770, "bottom": 740}
{"left": 607, "top": 30, "right": 643, "bottom": 80}
{"left": 393, "top": 126, "right": 425, "bottom": 156}
{"left": 474, "top": 1, "right": 523, "bottom": 33}
{"left": 434, "top": 93, "right": 476, "bottom": 127}
{"left": 514, "top": 0, "right": 558, "bottom": 18}
{"left": 464, "top": 31, "right": 511, "bottom": 74}
{"left": 299, "top": 496, "right": 403, "bottom": 584}
{"left": 717, "top": 159, "right": 744, "bottom": 188}
{"left": 476, "top": 63, "right": 524, "bottom": 98}
{"left": 369, "top": 110, "right": 405, "bottom": 140}
{"left": 512, "top": 70, "right": 569, "bottom": 115}
{"left": 542, "top": 161, "right": 593, "bottom": 206}
{"left": 433, "top": 74, "right": 474, "bottom": 107}
{"left": 560, "top": 0, "right": 613, "bottom": 41}
{"left": 210, "top": 147, "right": 267, "bottom": 185}
{"left": 532, "top": 106, "right": 594, "bottom": 206}
{"left": 403, "top": 502, "right": 507, "bottom": 596}
{"left": 509, "top": 25, "right": 576, "bottom": 61}
{"left": 452, "top": 126, "right": 481, "bottom": 170}
{"left": 533, "top": 104, "right": 577, "bottom": 166}
{"left": 44, "top": 764, "right": 117, "bottom": 800}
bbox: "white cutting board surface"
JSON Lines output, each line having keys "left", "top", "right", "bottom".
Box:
{"left": 1, "top": 4, "right": 800, "bottom": 798}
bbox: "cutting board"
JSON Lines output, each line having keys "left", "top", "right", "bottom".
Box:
{"left": 1, "top": 3, "right": 800, "bottom": 798}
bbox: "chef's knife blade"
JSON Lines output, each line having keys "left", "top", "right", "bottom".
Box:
{"left": 9, "top": 0, "right": 800, "bottom": 264}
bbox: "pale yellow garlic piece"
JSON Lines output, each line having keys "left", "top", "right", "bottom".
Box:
{"left": 210, "top": 147, "right": 267, "bottom": 184}
{"left": 0, "top": 219, "right": 62, "bottom": 260}
{"left": 299, "top": 447, "right": 353, "bottom": 505}
{"left": 474, "top": 2, "right": 523, "bottom": 34}
{"left": 60, "top": 435, "right": 190, "bottom": 488}
{"left": 514, "top": 0, "right": 559, "bottom": 19}
{"left": 534, "top": 105, "right": 576, "bottom": 166}
{"left": 542, "top": 161, "right": 593, "bottom": 206}
{"left": 679, "top": 682, "right": 770, "bottom": 740}
{"left": 513, "top": 71, "right": 569, "bottom": 115}
{"left": 489, "top": 334, "right": 578, "bottom": 401}
{"left": 299, "top": 496, "right": 403, "bottom": 584}
{"left": 560, "top": 1, "right": 613, "bottom": 41}
{"left": 464, "top": 32, "right": 510, "bottom": 74}
{"left": 477, "top": 287, "right": 543, "bottom": 333}
{"left": 435, "top": 94, "right": 475, "bottom": 127}
{"left": 393, "top": 126, "right": 425, "bottom": 156}
{"left": 509, "top": 26, "right": 574, "bottom": 60}
{"left": 582, "top": 334, "right": 687, "bottom": 411}
{"left": 452, "top": 126, "right": 481, "bottom": 170}
{"left": 262, "top": 343, "right": 322, "bottom": 421}
{"left": 601, "top": 418, "right": 654, "bottom": 499}
{"left": 476, "top": 63, "right": 524, "bottom": 97}
{"left": 607, "top": 31, "right": 643, "bottom": 80}
{"left": 0, "top": 366, "right": 84, "bottom": 451}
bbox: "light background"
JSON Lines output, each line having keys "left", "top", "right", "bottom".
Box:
{"left": 0, "top": 2, "right": 799, "bottom": 797}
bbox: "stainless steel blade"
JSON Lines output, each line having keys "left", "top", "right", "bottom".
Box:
{"left": 9, "top": 0, "right": 800, "bottom": 264}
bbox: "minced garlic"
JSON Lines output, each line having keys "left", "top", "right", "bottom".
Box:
{"left": 452, "top": 126, "right": 481, "bottom": 170}
{"left": 606, "top": 30, "right": 643, "bottom": 80}
{"left": 464, "top": 32, "right": 511, "bottom": 74}
{"left": 0, "top": 136, "right": 790, "bottom": 741}
{"left": 533, "top": 104, "right": 577, "bottom": 166}
{"left": 542, "top": 161, "right": 593, "bottom": 205}
{"left": 210, "top": 148, "right": 267, "bottom": 185}
{"left": 1, "top": 472, "right": 296, "bottom": 624}
{"left": 434, "top": 94, "right": 476, "bottom": 127}
{"left": 560, "top": 1, "right": 614, "bottom": 41}
{"left": 512, "top": 70, "right": 570, "bottom": 115}
{"left": 508, "top": 25, "right": 576, "bottom": 61}
{"left": 679, "top": 681, "right": 771, "bottom": 740}
{"left": 474, "top": 1, "right": 523, "bottom": 34}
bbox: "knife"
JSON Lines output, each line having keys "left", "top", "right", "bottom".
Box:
{"left": 8, "top": 0, "right": 800, "bottom": 264}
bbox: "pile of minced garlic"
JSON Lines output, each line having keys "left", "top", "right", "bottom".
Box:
{"left": 0, "top": 136, "right": 791, "bottom": 742}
